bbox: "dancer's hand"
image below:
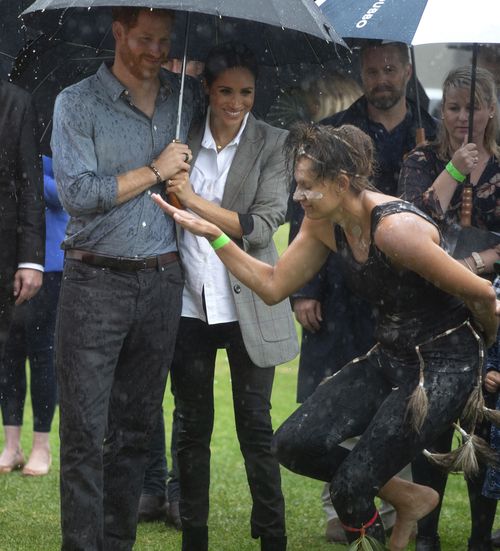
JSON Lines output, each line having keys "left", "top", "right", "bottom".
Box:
{"left": 152, "top": 193, "right": 221, "bottom": 241}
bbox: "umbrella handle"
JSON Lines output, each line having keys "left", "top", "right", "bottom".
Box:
{"left": 415, "top": 127, "right": 426, "bottom": 146}
{"left": 460, "top": 185, "right": 473, "bottom": 227}
{"left": 167, "top": 191, "right": 183, "bottom": 210}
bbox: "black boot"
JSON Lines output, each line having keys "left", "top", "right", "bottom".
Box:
{"left": 261, "top": 535, "right": 287, "bottom": 551}
{"left": 468, "top": 538, "right": 493, "bottom": 551}
{"left": 182, "top": 526, "right": 208, "bottom": 551}
{"left": 416, "top": 534, "right": 441, "bottom": 551}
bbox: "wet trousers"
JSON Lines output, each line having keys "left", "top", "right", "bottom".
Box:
{"left": 56, "top": 259, "right": 182, "bottom": 551}
{"left": 171, "top": 317, "right": 285, "bottom": 544}
{"left": 273, "top": 326, "right": 478, "bottom": 532}
{"left": 142, "top": 407, "right": 180, "bottom": 502}
{"left": 0, "top": 271, "right": 60, "bottom": 432}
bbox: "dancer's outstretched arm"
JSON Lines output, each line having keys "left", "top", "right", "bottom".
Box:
{"left": 153, "top": 193, "right": 331, "bottom": 305}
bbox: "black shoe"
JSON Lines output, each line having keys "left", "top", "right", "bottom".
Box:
{"left": 416, "top": 534, "right": 441, "bottom": 551}
{"left": 492, "top": 529, "right": 500, "bottom": 549}
{"left": 165, "top": 500, "right": 182, "bottom": 531}
{"left": 138, "top": 494, "right": 167, "bottom": 522}
{"left": 468, "top": 538, "right": 493, "bottom": 551}
{"left": 261, "top": 535, "right": 287, "bottom": 551}
{"left": 182, "top": 526, "right": 208, "bottom": 551}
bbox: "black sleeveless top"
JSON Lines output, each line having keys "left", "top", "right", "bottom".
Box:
{"left": 334, "top": 201, "right": 469, "bottom": 355}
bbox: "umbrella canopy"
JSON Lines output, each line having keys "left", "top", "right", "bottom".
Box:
{"left": 315, "top": 0, "right": 500, "bottom": 45}
{"left": 0, "top": 0, "right": 34, "bottom": 78}
{"left": 22, "top": 0, "right": 344, "bottom": 45}
{"left": 11, "top": 34, "right": 114, "bottom": 155}
{"left": 15, "top": 1, "right": 346, "bottom": 154}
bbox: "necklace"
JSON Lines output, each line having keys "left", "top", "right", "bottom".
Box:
{"left": 216, "top": 143, "right": 224, "bottom": 152}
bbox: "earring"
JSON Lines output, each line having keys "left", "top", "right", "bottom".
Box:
{"left": 490, "top": 113, "right": 495, "bottom": 118}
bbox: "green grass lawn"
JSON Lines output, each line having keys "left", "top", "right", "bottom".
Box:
{"left": 0, "top": 225, "right": 496, "bottom": 550}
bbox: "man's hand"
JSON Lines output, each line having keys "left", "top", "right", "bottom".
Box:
{"left": 485, "top": 370, "right": 500, "bottom": 394}
{"left": 293, "top": 298, "right": 322, "bottom": 332}
{"left": 155, "top": 142, "right": 192, "bottom": 181}
{"left": 13, "top": 269, "right": 43, "bottom": 305}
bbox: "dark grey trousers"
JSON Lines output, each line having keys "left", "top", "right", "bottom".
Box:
{"left": 56, "top": 258, "right": 182, "bottom": 551}
{"left": 171, "top": 317, "right": 285, "bottom": 544}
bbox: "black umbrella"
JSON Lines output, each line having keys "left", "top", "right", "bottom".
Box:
{"left": 11, "top": 34, "right": 114, "bottom": 155}
{"left": 0, "top": 0, "right": 34, "bottom": 79}
{"left": 21, "top": 2, "right": 345, "bottom": 137}
{"left": 15, "top": 2, "right": 346, "bottom": 153}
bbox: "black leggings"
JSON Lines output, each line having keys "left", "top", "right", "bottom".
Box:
{"left": 0, "top": 272, "right": 60, "bottom": 432}
{"left": 273, "top": 326, "right": 478, "bottom": 530}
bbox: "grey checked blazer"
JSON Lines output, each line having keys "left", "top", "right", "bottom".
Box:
{"left": 182, "top": 113, "right": 299, "bottom": 368}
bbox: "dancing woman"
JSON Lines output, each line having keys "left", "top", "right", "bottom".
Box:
{"left": 153, "top": 123, "right": 498, "bottom": 550}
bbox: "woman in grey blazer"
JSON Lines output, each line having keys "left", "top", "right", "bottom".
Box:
{"left": 165, "top": 43, "right": 298, "bottom": 551}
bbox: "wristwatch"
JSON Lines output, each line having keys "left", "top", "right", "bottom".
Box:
{"left": 471, "top": 252, "right": 485, "bottom": 275}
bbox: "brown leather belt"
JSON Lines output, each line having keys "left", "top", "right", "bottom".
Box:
{"left": 65, "top": 249, "right": 179, "bottom": 272}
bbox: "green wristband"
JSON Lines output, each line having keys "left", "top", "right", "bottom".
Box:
{"left": 445, "top": 161, "right": 466, "bottom": 183}
{"left": 210, "top": 233, "right": 231, "bottom": 251}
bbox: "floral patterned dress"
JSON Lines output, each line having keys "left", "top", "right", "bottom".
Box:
{"left": 398, "top": 143, "right": 500, "bottom": 251}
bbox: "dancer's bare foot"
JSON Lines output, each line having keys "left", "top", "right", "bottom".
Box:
{"left": 22, "top": 432, "right": 51, "bottom": 477}
{"left": 0, "top": 426, "right": 24, "bottom": 473}
{"left": 379, "top": 477, "right": 439, "bottom": 551}
{"left": 0, "top": 447, "right": 25, "bottom": 473}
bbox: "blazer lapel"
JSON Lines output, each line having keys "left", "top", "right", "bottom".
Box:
{"left": 222, "top": 114, "right": 264, "bottom": 209}
{"left": 187, "top": 122, "right": 204, "bottom": 168}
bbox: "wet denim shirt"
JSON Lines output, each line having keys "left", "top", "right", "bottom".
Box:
{"left": 51, "top": 62, "right": 203, "bottom": 257}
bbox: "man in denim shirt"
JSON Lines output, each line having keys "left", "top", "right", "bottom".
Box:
{"left": 51, "top": 7, "right": 202, "bottom": 550}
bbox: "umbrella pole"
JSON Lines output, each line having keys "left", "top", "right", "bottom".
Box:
{"left": 460, "top": 43, "right": 478, "bottom": 228}
{"left": 410, "top": 45, "right": 425, "bottom": 145}
{"left": 467, "top": 43, "right": 478, "bottom": 144}
{"left": 168, "top": 12, "right": 192, "bottom": 209}
{"left": 174, "top": 12, "right": 191, "bottom": 141}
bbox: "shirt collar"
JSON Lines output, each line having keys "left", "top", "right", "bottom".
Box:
{"left": 201, "top": 107, "right": 250, "bottom": 151}
{"left": 96, "top": 62, "right": 172, "bottom": 103}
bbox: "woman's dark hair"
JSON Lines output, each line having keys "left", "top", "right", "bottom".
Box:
{"left": 285, "top": 123, "right": 378, "bottom": 194}
{"left": 203, "top": 42, "right": 258, "bottom": 86}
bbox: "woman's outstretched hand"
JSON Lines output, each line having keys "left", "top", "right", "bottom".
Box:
{"left": 152, "top": 193, "right": 222, "bottom": 241}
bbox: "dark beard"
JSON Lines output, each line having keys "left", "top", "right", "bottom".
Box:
{"left": 365, "top": 87, "right": 404, "bottom": 110}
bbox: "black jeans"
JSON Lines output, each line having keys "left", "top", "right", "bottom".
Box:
{"left": 171, "top": 317, "right": 285, "bottom": 540}
{"left": 1, "top": 271, "right": 60, "bottom": 431}
{"left": 142, "top": 406, "right": 180, "bottom": 502}
{"left": 273, "top": 324, "right": 478, "bottom": 530}
{"left": 56, "top": 259, "right": 182, "bottom": 551}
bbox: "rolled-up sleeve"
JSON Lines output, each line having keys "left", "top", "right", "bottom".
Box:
{"left": 51, "top": 90, "right": 117, "bottom": 217}
{"left": 242, "top": 130, "right": 289, "bottom": 251}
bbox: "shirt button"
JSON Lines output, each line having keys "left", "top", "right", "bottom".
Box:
{"left": 142, "top": 221, "right": 147, "bottom": 227}
{"left": 154, "top": 125, "right": 157, "bottom": 131}
{"left": 233, "top": 284, "right": 241, "bottom": 294}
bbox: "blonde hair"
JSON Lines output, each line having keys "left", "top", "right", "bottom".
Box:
{"left": 437, "top": 66, "right": 499, "bottom": 160}
{"left": 304, "top": 72, "right": 362, "bottom": 122}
